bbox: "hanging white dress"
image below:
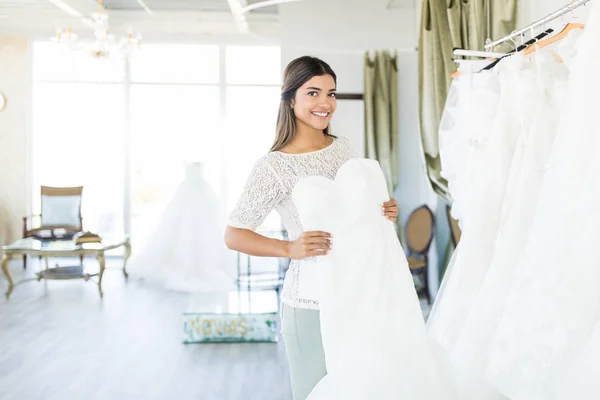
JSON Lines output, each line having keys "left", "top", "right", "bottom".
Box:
{"left": 446, "top": 49, "right": 569, "bottom": 400}
{"left": 427, "top": 64, "right": 507, "bottom": 353}
{"left": 127, "top": 162, "right": 235, "bottom": 293}
{"left": 439, "top": 60, "right": 493, "bottom": 227}
{"left": 439, "top": 75, "right": 469, "bottom": 225}
{"left": 484, "top": 4, "right": 600, "bottom": 398}
{"left": 291, "top": 158, "right": 457, "bottom": 400}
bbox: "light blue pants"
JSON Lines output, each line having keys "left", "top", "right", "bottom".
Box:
{"left": 280, "top": 304, "right": 327, "bottom": 400}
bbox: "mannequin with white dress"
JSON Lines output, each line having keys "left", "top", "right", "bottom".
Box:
{"left": 128, "top": 162, "right": 235, "bottom": 293}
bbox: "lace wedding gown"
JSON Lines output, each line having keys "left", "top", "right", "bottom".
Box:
{"left": 430, "top": 6, "right": 596, "bottom": 398}
{"left": 292, "top": 158, "right": 457, "bottom": 400}
{"left": 427, "top": 65, "right": 504, "bottom": 353}
{"left": 448, "top": 50, "right": 568, "bottom": 400}
{"left": 439, "top": 60, "right": 493, "bottom": 227}
{"left": 484, "top": 5, "right": 600, "bottom": 399}
{"left": 127, "top": 162, "right": 235, "bottom": 292}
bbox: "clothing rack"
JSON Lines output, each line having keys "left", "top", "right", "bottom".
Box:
{"left": 453, "top": 49, "right": 506, "bottom": 59}
{"left": 484, "top": 0, "right": 591, "bottom": 50}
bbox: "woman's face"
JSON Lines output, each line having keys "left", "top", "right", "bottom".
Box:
{"left": 292, "top": 74, "right": 337, "bottom": 132}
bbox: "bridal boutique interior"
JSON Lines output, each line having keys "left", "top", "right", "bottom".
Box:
{"left": 0, "top": 0, "right": 597, "bottom": 399}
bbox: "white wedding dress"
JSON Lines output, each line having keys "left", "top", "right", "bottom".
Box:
{"left": 439, "top": 60, "right": 493, "bottom": 227}
{"left": 484, "top": 5, "right": 600, "bottom": 399}
{"left": 292, "top": 158, "right": 457, "bottom": 400}
{"left": 428, "top": 65, "right": 504, "bottom": 353}
{"left": 128, "top": 162, "right": 235, "bottom": 293}
{"left": 429, "top": 6, "right": 597, "bottom": 398}
{"left": 443, "top": 50, "right": 569, "bottom": 400}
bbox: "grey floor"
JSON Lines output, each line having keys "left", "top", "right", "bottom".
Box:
{"left": 0, "top": 258, "right": 292, "bottom": 400}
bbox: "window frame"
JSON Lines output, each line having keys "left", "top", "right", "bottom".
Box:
{"left": 30, "top": 43, "right": 282, "bottom": 238}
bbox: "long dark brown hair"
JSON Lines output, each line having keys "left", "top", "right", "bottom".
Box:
{"left": 270, "top": 56, "right": 337, "bottom": 152}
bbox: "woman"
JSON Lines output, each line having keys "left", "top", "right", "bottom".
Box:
{"left": 225, "top": 56, "right": 398, "bottom": 399}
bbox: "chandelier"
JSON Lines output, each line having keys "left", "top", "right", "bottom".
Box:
{"left": 51, "top": 28, "right": 81, "bottom": 52}
{"left": 52, "top": 0, "right": 142, "bottom": 60}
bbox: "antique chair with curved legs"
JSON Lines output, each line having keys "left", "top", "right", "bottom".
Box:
{"left": 22, "top": 186, "right": 84, "bottom": 268}
{"left": 405, "top": 205, "right": 435, "bottom": 304}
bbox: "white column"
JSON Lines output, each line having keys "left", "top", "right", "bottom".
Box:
{"left": 218, "top": 45, "right": 229, "bottom": 209}
{"left": 123, "top": 57, "right": 132, "bottom": 238}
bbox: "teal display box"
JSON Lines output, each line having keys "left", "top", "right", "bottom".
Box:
{"left": 183, "top": 290, "right": 279, "bottom": 343}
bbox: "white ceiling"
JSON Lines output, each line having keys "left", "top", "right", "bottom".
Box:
{"left": 101, "top": 0, "right": 277, "bottom": 13}
{"left": 0, "top": 0, "right": 415, "bottom": 42}
{"left": 0, "top": 0, "right": 281, "bottom": 39}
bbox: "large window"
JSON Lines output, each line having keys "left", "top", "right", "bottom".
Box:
{"left": 224, "top": 46, "right": 281, "bottom": 215}
{"left": 128, "top": 45, "right": 223, "bottom": 243}
{"left": 32, "top": 43, "right": 125, "bottom": 237}
{"left": 32, "top": 43, "right": 281, "bottom": 244}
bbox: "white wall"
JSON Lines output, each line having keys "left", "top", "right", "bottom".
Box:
{"left": 521, "top": 0, "right": 592, "bottom": 29}
{"left": 0, "top": 35, "right": 31, "bottom": 245}
{"left": 279, "top": 0, "right": 440, "bottom": 293}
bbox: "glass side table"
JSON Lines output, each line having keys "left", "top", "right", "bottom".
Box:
{"left": 0, "top": 237, "right": 131, "bottom": 299}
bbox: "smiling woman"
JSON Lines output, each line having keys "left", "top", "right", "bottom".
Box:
{"left": 270, "top": 56, "right": 338, "bottom": 153}
{"left": 224, "top": 55, "right": 400, "bottom": 400}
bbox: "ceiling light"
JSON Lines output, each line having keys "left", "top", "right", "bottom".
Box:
{"left": 50, "top": 0, "right": 142, "bottom": 60}
{"left": 135, "top": 0, "right": 154, "bottom": 15}
{"left": 240, "top": 0, "right": 301, "bottom": 14}
{"left": 47, "top": 0, "right": 83, "bottom": 18}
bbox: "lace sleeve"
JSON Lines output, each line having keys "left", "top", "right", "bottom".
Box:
{"left": 228, "top": 157, "right": 284, "bottom": 231}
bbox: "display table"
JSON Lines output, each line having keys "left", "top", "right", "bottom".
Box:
{"left": 183, "top": 290, "right": 279, "bottom": 343}
{"left": 0, "top": 237, "right": 131, "bottom": 299}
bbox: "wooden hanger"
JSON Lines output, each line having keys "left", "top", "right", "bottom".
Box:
{"left": 451, "top": 56, "right": 498, "bottom": 78}
{"left": 523, "top": 22, "right": 584, "bottom": 55}
{"left": 480, "top": 28, "right": 554, "bottom": 71}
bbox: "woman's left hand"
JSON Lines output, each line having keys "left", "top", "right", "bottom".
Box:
{"left": 382, "top": 198, "right": 399, "bottom": 222}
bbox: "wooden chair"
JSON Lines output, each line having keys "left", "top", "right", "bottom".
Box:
{"left": 406, "top": 205, "right": 435, "bottom": 304}
{"left": 23, "top": 186, "right": 84, "bottom": 268}
{"left": 446, "top": 205, "right": 462, "bottom": 247}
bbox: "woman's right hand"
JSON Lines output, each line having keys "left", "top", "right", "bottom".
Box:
{"left": 286, "top": 231, "right": 332, "bottom": 260}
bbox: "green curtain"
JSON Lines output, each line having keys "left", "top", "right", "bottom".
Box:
{"left": 364, "top": 51, "right": 402, "bottom": 239}
{"left": 418, "top": 0, "right": 518, "bottom": 198}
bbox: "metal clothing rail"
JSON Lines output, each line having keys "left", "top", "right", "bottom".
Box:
{"left": 484, "top": 0, "right": 591, "bottom": 50}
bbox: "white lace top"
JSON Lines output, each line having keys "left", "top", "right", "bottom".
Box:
{"left": 228, "top": 136, "right": 356, "bottom": 310}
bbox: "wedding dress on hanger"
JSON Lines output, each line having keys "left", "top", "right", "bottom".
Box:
{"left": 439, "top": 60, "right": 493, "bottom": 227}
{"left": 127, "top": 162, "right": 235, "bottom": 293}
{"left": 485, "top": 4, "right": 600, "bottom": 398}
{"left": 448, "top": 49, "right": 569, "bottom": 400}
{"left": 292, "top": 158, "right": 457, "bottom": 400}
{"left": 430, "top": 4, "right": 597, "bottom": 397}
{"left": 427, "top": 64, "right": 505, "bottom": 353}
